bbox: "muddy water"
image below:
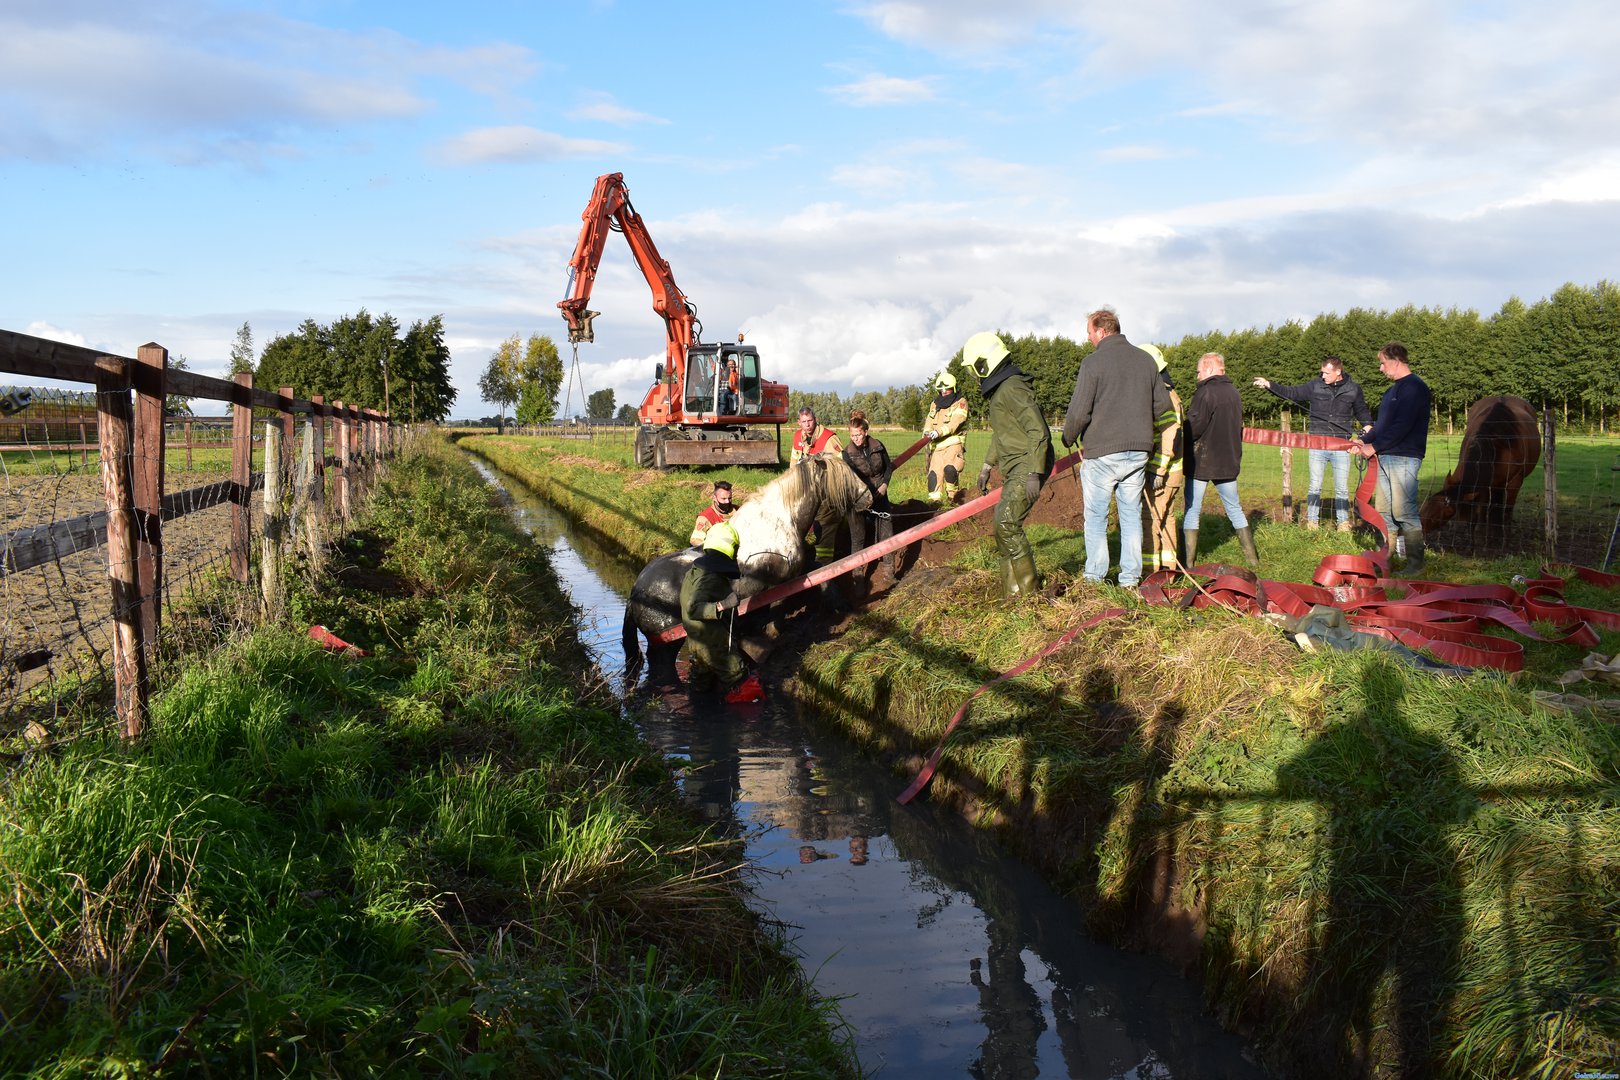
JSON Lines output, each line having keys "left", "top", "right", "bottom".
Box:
{"left": 472, "top": 457, "right": 1268, "bottom": 1080}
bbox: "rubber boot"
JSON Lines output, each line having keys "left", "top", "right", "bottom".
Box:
{"left": 1182, "top": 529, "right": 1199, "bottom": 574}
{"left": 1235, "top": 525, "right": 1260, "bottom": 569}
{"left": 997, "top": 557, "right": 1017, "bottom": 598}
{"left": 724, "top": 672, "right": 764, "bottom": 704}
{"left": 1009, "top": 551, "right": 1038, "bottom": 598}
{"left": 1394, "top": 528, "right": 1427, "bottom": 578}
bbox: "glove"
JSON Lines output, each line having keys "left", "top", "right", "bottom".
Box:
{"left": 1025, "top": 473, "right": 1042, "bottom": 504}
{"left": 716, "top": 593, "right": 740, "bottom": 614}
{"left": 1150, "top": 471, "right": 1167, "bottom": 494}
{"left": 977, "top": 464, "right": 993, "bottom": 496}
{"left": 923, "top": 429, "right": 937, "bottom": 441}
{"left": 1061, "top": 437, "right": 1075, "bottom": 452}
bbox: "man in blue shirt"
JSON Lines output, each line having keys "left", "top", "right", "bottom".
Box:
{"left": 1351, "top": 343, "right": 1431, "bottom": 576}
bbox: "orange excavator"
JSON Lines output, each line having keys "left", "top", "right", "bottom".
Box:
{"left": 558, "top": 172, "right": 789, "bottom": 468}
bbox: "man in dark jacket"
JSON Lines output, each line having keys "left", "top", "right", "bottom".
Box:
{"left": 1184, "top": 353, "right": 1258, "bottom": 569}
{"left": 1061, "top": 309, "right": 1171, "bottom": 589}
{"left": 965, "top": 331, "right": 1053, "bottom": 598}
{"left": 1351, "top": 342, "right": 1432, "bottom": 576}
{"left": 1253, "top": 355, "right": 1372, "bottom": 531}
{"left": 842, "top": 411, "right": 894, "bottom": 586}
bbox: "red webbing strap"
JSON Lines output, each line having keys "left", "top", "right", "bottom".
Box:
{"left": 896, "top": 607, "right": 1128, "bottom": 804}
{"left": 889, "top": 435, "right": 930, "bottom": 470}
{"left": 652, "top": 448, "right": 1085, "bottom": 646}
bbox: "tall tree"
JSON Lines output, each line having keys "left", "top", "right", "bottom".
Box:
{"left": 586, "top": 387, "right": 616, "bottom": 419}
{"left": 396, "top": 316, "right": 456, "bottom": 423}
{"left": 229, "top": 322, "right": 255, "bottom": 376}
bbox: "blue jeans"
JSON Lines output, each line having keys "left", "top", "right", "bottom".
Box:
{"left": 1307, "top": 448, "right": 1352, "bottom": 524}
{"left": 1184, "top": 479, "right": 1248, "bottom": 530}
{"left": 1375, "top": 454, "right": 1421, "bottom": 534}
{"left": 1082, "top": 451, "right": 1148, "bottom": 586}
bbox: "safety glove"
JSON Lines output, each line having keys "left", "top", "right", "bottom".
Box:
{"left": 1025, "top": 473, "right": 1042, "bottom": 504}
{"left": 1150, "top": 471, "right": 1167, "bottom": 494}
{"left": 977, "top": 463, "right": 993, "bottom": 496}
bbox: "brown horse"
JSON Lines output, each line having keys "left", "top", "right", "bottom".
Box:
{"left": 1419, "top": 394, "right": 1540, "bottom": 545}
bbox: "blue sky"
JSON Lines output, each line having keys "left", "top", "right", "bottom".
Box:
{"left": 5, "top": 0, "right": 1618, "bottom": 418}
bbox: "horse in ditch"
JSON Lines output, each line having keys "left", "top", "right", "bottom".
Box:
{"left": 1419, "top": 394, "right": 1541, "bottom": 547}
{"left": 622, "top": 455, "right": 874, "bottom": 686}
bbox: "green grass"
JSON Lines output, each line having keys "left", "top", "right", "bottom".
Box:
{"left": 0, "top": 436, "right": 858, "bottom": 1078}
{"left": 792, "top": 543, "right": 1620, "bottom": 1078}
{"left": 440, "top": 428, "right": 1620, "bottom": 1076}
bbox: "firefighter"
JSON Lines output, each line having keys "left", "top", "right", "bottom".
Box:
{"left": 689, "top": 480, "right": 736, "bottom": 547}
{"left": 1139, "top": 344, "right": 1185, "bottom": 574}
{"left": 679, "top": 522, "right": 764, "bottom": 703}
{"left": 789, "top": 407, "right": 842, "bottom": 465}
{"left": 923, "top": 371, "right": 970, "bottom": 504}
{"left": 966, "top": 332, "right": 1053, "bottom": 598}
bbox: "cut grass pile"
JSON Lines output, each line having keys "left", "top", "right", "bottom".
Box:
{"left": 0, "top": 437, "right": 857, "bottom": 1078}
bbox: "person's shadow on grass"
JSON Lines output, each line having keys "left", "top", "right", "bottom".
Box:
{"left": 1275, "top": 659, "right": 1469, "bottom": 1077}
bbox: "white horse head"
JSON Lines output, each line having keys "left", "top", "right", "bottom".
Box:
{"left": 729, "top": 457, "right": 872, "bottom": 592}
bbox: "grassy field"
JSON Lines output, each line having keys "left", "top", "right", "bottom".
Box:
{"left": 0, "top": 438, "right": 858, "bottom": 1078}
{"left": 469, "top": 430, "right": 1620, "bottom": 1080}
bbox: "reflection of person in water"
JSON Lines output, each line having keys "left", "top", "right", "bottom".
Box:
{"left": 1276, "top": 663, "right": 1468, "bottom": 1075}
{"left": 848, "top": 836, "right": 868, "bottom": 865}
{"left": 967, "top": 915, "right": 1043, "bottom": 1080}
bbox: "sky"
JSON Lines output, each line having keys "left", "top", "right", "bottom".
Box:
{"left": 5, "top": 0, "right": 1619, "bottom": 420}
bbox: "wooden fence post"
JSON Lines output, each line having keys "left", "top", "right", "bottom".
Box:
{"left": 97, "top": 357, "right": 149, "bottom": 738}
{"left": 334, "top": 400, "right": 352, "bottom": 520}
{"left": 230, "top": 372, "right": 254, "bottom": 583}
{"left": 132, "top": 343, "right": 167, "bottom": 650}
{"left": 1280, "top": 410, "right": 1294, "bottom": 524}
{"left": 279, "top": 385, "right": 295, "bottom": 478}
{"left": 300, "top": 418, "right": 324, "bottom": 574}
{"left": 261, "top": 421, "right": 284, "bottom": 615}
{"left": 1542, "top": 406, "right": 1558, "bottom": 560}
{"left": 310, "top": 395, "right": 327, "bottom": 531}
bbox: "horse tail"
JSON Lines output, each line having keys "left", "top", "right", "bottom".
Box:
{"left": 622, "top": 606, "right": 642, "bottom": 667}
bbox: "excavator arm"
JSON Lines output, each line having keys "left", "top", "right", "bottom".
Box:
{"left": 557, "top": 172, "right": 696, "bottom": 364}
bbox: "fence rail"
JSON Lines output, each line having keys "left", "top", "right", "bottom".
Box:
{"left": 1, "top": 329, "right": 395, "bottom": 739}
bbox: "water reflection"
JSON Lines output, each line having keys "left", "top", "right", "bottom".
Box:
{"left": 470, "top": 454, "right": 1266, "bottom": 1079}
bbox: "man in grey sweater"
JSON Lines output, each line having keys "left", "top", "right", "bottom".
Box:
{"left": 1061, "top": 309, "right": 1172, "bottom": 588}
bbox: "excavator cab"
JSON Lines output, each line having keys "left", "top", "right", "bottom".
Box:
{"left": 684, "top": 344, "right": 762, "bottom": 418}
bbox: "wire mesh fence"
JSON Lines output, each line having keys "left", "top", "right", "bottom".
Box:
{"left": 2, "top": 331, "right": 396, "bottom": 744}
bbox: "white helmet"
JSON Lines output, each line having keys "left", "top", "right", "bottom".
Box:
{"left": 962, "top": 332, "right": 1010, "bottom": 379}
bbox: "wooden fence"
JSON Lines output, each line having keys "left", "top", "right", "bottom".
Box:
{"left": 0, "top": 329, "right": 394, "bottom": 739}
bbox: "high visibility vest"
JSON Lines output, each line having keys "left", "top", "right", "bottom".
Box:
{"left": 690, "top": 504, "right": 735, "bottom": 546}
{"left": 791, "top": 425, "right": 840, "bottom": 465}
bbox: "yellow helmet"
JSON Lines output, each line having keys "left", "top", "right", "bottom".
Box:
{"left": 1141, "top": 342, "right": 1167, "bottom": 372}
{"left": 962, "top": 331, "right": 1010, "bottom": 379}
{"left": 933, "top": 370, "right": 956, "bottom": 392}
{"left": 702, "top": 521, "right": 740, "bottom": 559}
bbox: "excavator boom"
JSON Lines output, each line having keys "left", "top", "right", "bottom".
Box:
{"left": 557, "top": 172, "right": 787, "bottom": 468}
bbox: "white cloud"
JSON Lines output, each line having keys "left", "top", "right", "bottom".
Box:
{"left": 436, "top": 126, "right": 627, "bottom": 164}
{"left": 569, "top": 93, "right": 669, "bottom": 126}
{"left": 1098, "top": 144, "right": 1181, "bottom": 163}
{"left": 826, "top": 74, "right": 940, "bottom": 106}
{"left": 0, "top": 4, "right": 538, "bottom": 163}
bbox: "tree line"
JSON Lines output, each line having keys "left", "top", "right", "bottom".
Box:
{"left": 248, "top": 312, "right": 458, "bottom": 423}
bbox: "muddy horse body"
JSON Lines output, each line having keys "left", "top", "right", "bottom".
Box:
{"left": 623, "top": 456, "right": 873, "bottom": 685}
{"left": 1419, "top": 394, "right": 1540, "bottom": 544}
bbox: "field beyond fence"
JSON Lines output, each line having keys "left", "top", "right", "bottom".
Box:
{"left": 1, "top": 329, "right": 396, "bottom": 740}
